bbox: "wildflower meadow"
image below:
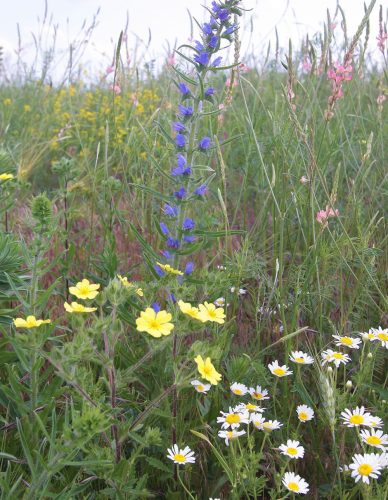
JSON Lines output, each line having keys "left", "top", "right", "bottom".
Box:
{"left": 0, "top": 0, "right": 387, "bottom": 498}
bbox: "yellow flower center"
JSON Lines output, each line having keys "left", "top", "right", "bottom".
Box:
{"left": 26, "top": 318, "right": 37, "bottom": 327}
{"left": 332, "top": 353, "right": 344, "bottom": 359}
{"left": 358, "top": 463, "right": 373, "bottom": 476}
{"left": 173, "top": 454, "right": 186, "bottom": 463}
{"left": 299, "top": 412, "right": 308, "bottom": 421}
{"left": 203, "top": 366, "right": 212, "bottom": 376}
{"left": 226, "top": 431, "right": 234, "bottom": 439}
{"left": 287, "top": 447, "right": 298, "bottom": 456}
{"left": 366, "top": 435, "right": 381, "bottom": 445}
{"left": 287, "top": 482, "right": 300, "bottom": 492}
{"left": 349, "top": 415, "right": 364, "bottom": 425}
{"left": 340, "top": 336, "right": 353, "bottom": 345}
{"left": 377, "top": 332, "right": 388, "bottom": 341}
{"left": 273, "top": 368, "right": 286, "bottom": 376}
{"left": 208, "top": 310, "right": 217, "bottom": 318}
{"left": 295, "top": 357, "right": 305, "bottom": 363}
{"left": 253, "top": 392, "right": 263, "bottom": 399}
{"left": 233, "top": 389, "right": 243, "bottom": 395}
{"left": 263, "top": 422, "right": 273, "bottom": 430}
{"left": 197, "top": 385, "right": 204, "bottom": 392}
{"left": 148, "top": 319, "right": 161, "bottom": 329}
{"left": 226, "top": 414, "right": 241, "bottom": 424}
{"left": 246, "top": 404, "right": 257, "bottom": 411}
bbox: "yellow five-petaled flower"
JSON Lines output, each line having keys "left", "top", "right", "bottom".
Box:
{"left": 194, "top": 355, "right": 222, "bottom": 385}
{"left": 198, "top": 302, "right": 226, "bottom": 324}
{"left": 136, "top": 308, "right": 174, "bottom": 338}
{"left": 117, "top": 275, "right": 144, "bottom": 296}
{"left": 69, "top": 279, "right": 100, "bottom": 300}
{"left": 0, "top": 173, "right": 14, "bottom": 181}
{"left": 64, "top": 302, "right": 97, "bottom": 313}
{"left": 13, "top": 315, "right": 51, "bottom": 328}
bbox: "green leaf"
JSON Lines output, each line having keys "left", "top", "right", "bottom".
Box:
{"left": 145, "top": 456, "right": 172, "bottom": 475}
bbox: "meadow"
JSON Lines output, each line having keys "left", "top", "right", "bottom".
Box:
{"left": 0, "top": 0, "right": 387, "bottom": 498}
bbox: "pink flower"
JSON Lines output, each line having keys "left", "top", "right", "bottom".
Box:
{"left": 377, "top": 94, "right": 386, "bottom": 105}
{"left": 301, "top": 57, "right": 312, "bottom": 72}
{"left": 225, "top": 78, "right": 238, "bottom": 88}
{"left": 106, "top": 65, "right": 115, "bottom": 75}
{"left": 316, "top": 205, "right": 339, "bottom": 226}
{"left": 109, "top": 84, "right": 121, "bottom": 95}
{"left": 330, "top": 22, "right": 337, "bottom": 30}
{"left": 377, "top": 31, "right": 387, "bottom": 53}
{"left": 238, "top": 63, "right": 250, "bottom": 73}
{"left": 166, "top": 54, "right": 175, "bottom": 66}
{"left": 300, "top": 176, "right": 309, "bottom": 184}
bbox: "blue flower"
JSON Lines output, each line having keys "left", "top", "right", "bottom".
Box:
{"left": 173, "top": 122, "right": 185, "bottom": 132}
{"left": 167, "top": 237, "right": 180, "bottom": 249}
{"left": 182, "top": 217, "right": 195, "bottom": 230}
{"left": 175, "top": 134, "right": 186, "bottom": 148}
{"left": 178, "top": 82, "right": 190, "bottom": 95}
{"left": 194, "top": 52, "right": 210, "bottom": 66}
{"left": 208, "top": 35, "right": 219, "bottom": 49}
{"left": 195, "top": 184, "right": 208, "bottom": 196}
{"left": 163, "top": 203, "right": 178, "bottom": 217}
{"left": 199, "top": 136, "right": 211, "bottom": 150}
{"left": 205, "top": 87, "right": 215, "bottom": 96}
{"left": 172, "top": 155, "right": 192, "bottom": 176}
{"left": 184, "top": 235, "right": 196, "bottom": 243}
{"left": 151, "top": 302, "right": 161, "bottom": 312}
{"left": 155, "top": 265, "right": 166, "bottom": 277}
{"left": 212, "top": 1, "right": 221, "bottom": 14}
{"left": 178, "top": 104, "right": 193, "bottom": 116}
{"left": 223, "top": 24, "right": 236, "bottom": 35}
{"left": 160, "top": 222, "right": 169, "bottom": 235}
{"left": 161, "top": 250, "right": 172, "bottom": 259}
{"left": 218, "top": 9, "right": 229, "bottom": 22}
{"left": 202, "top": 23, "right": 214, "bottom": 35}
{"left": 168, "top": 292, "right": 177, "bottom": 303}
{"left": 212, "top": 56, "right": 222, "bottom": 67}
{"left": 185, "top": 261, "right": 194, "bottom": 274}
{"left": 173, "top": 187, "right": 187, "bottom": 200}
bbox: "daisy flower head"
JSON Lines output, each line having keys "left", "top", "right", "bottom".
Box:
{"left": 348, "top": 453, "right": 382, "bottom": 484}
{"left": 250, "top": 413, "right": 266, "bottom": 429}
{"left": 289, "top": 351, "right": 314, "bottom": 365}
{"left": 249, "top": 385, "right": 270, "bottom": 401}
{"left": 177, "top": 300, "right": 200, "bottom": 320}
{"left": 190, "top": 380, "right": 211, "bottom": 394}
{"left": 262, "top": 419, "right": 283, "bottom": 432}
{"left": 360, "top": 429, "right": 388, "bottom": 450}
{"left": 367, "top": 415, "right": 384, "bottom": 429}
{"left": 217, "top": 407, "right": 250, "bottom": 429}
{"left": 268, "top": 360, "right": 293, "bottom": 377}
{"left": 234, "top": 402, "right": 265, "bottom": 413}
{"left": 332, "top": 334, "right": 361, "bottom": 349}
{"left": 194, "top": 355, "right": 222, "bottom": 385}
{"left": 214, "top": 297, "right": 226, "bottom": 308}
{"left": 69, "top": 279, "right": 100, "bottom": 300}
{"left": 230, "top": 382, "right": 248, "bottom": 396}
{"left": 370, "top": 326, "right": 388, "bottom": 348}
{"left": 198, "top": 301, "right": 226, "bottom": 324}
{"left": 341, "top": 407, "right": 372, "bottom": 427}
{"left": 13, "top": 315, "right": 51, "bottom": 328}
{"left": 64, "top": 302, "right": 97, "bottom": 313}
{"left": 167, "top": 444, "right": 195, "bottom": 465}
{"left": 321, "top": 349, "right": 350, "bottom": 367}
{"left": 136, "top": 308, "right": 174, "bottom": 338}
{"left": 218, "top": 429, "right": 246, "bottom": 446}
{"left": 297, "top": 405, "right": 315, "bottom": 422}
{"left": 359, "top": 329, "right": 376, "bottom": 341}
{"left": 279, "top": 439, "right": 305, "bottom": 459}
{"left": 282, "top": 472, "right": 309, "bottom": 495}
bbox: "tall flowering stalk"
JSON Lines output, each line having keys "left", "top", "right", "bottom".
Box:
{"left": 151, "top": 0, "right": 243, "bottom": 472}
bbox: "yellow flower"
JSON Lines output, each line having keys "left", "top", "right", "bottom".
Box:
{"left": 64, "top": 302, "right": 97, "bottom": 313}
{"left": 117, "top": 275, "right": 143, "bottom": 296}
{"left": 0, "top": 173, "right": 14, "bottom": 181}
{"left": 13, "top": 315, "right": 51, "bottom": 328}
{"left": 198, "top": 302, "right": 225, "bottom": 324}
{"left": 136, "top": 308, "right": 174, "bottom": 338}
{"left": 23, "top": 104, "right": 31, "bottom": 112}
{"left": 177, "top": 300, "right": 201, "bottom": 320}
{"left": 156, "top": 262, "right": 183, "bottom": 276}
{"left": 69, "top": 279, "right": 100, "bottom": 300}
{"left": 3, "top": 98, "right": 12, "bottom": 106}
{"left": 194, "top": 355, "right": 222, "bottom": 385}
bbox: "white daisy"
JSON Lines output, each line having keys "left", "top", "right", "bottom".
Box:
{"left": 321, "top": 349, "right": 350, "bottom": 367}
{"left": 217, "top": 407, "right": 250, "bottom": 430}
{"left": 289, "top": 351, "right": 314, "bottom": 364}
{"left": 279, "top": 439, "right": 305, "bottom": 459}
{"left": 340, "top": 407, "right": 372, "bottom": 427}
{"left": 332, "top": 335, "right": 362, "bottom": 349}
{"left": 218, "top": 429, "right": 246, "bottom": 446}
{"left": 238, "top": 288, "right": 247, "bottom": 296}
{"left": 359, "top": 329, "right": 376, "bottom": 341}
{"left": 167, "top": 444, "right": 195, "bottom": 465}
{"left": 190, "top": 380, "right": 211, "bottom": 394}
{"left": 360, "top": 429, "right": 388, "bottom": 450}
{"left": 348, "top": 453, "right": 382, "bottom": 484}
{"left": 261, "top": 419, "right": 283, "bottom": 432}
{"left": 214, "top": 297, "right": 226, "bottom": 308}
{"left": 377, "top": 452, "right": 388, "bottom": 468}
{"left": 234, "top": 402, "right": 265, "bottom": 413}
{"left": 296, "top": 405, "right": 315, "bottom": 422}
{"left": 370, "top": 326, "right": 388, "bottom": 348}
{"left": 250, "top": 413, "right": 266, "bottom": 429}
{"left": 230, "top": 382, "right": 248, "bottom": 396}
{"left": 249, "top": 385, "right": 270, "bottom": 401}
{"left": 282, "top": 472, "right": 309, "bottom": 495}
{"left": 268, "top": 360, "right": 293, "bottom": 377}
{"left": 367, "top": 415, "right": 384, "bottom": 429}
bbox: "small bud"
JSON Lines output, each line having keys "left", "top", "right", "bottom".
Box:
{"left": 367, "top": 352, "right": 373, "bottom": 359}
{"left": 327, "top": 366, "right": 333, "bottom": 374}
{"left": 345, "top": 380, "right": 353, "bottom": 389}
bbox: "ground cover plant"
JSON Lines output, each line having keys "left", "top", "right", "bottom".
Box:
{"left": 0, "top": 0, "right": 387, "bottom": 498}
